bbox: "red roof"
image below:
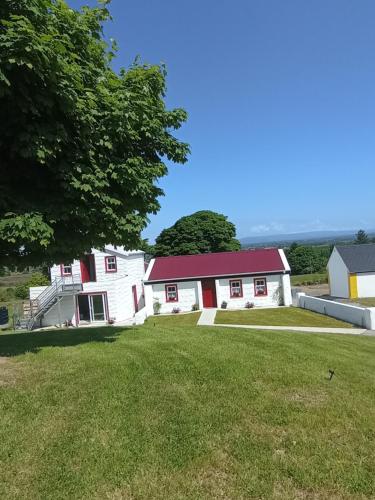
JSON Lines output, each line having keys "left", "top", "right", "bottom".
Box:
{"left": 147, "top": 249, "right": 286, "bottom": 282}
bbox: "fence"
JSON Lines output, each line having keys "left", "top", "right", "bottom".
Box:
{"left": 297, "top": 293, "right": 375, "bottom": 330}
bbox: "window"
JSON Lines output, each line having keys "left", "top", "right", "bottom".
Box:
{"left": 165, "top": 284, "right": 178, "bottom": 302}
{"left": 105, "top": 256, "right": 117, "bottom": 273}
{"left": 61, "top": 264, "right": 72, "bottom": 276}
{"left": 254, "top": 278, "right": 267, "bottom": 296}
{"left": 230, "top": 279, "right": 243, "bottom": 298}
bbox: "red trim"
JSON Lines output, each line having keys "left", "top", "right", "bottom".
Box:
{"left": 229, "top": 279, "right": 243, "bottom": 298}
{"left": 60, "top": 263, "right": 72, "bottom": 276}
{"left": 105, "top": 256, "right": 117, "bottom": 273}
{"left": 132, "top": 285, "right": 138, "bottom": 313}
{"left": 254, "top": 277, "right": 268, "bottom": 297}
{"left": 165, "top": 283, "right": 178, "bottom": 302}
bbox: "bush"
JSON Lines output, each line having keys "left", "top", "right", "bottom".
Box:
{"left": 153, "top": 300, "right": 161, "bottom": 315}
{"left": 14, "top": 273, "right": 50, "bottom": 300}
{"left": 245, "top": 301, "right": 254, "bottom": 309}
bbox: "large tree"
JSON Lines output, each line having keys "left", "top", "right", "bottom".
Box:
{"left": 153, "top": 211, "right": 241, "bottom": 256}
{"left": 0, "top": 0, "right": 189, "bottom": 266}
{"left": 355, "top": 229, "right": 369, "bottom": 245}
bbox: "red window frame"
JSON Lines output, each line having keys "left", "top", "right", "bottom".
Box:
{"left": 229, "top": 279, "right": 243, "bottom": 298}
{"left": 254, "top": 277, "right": 268, "bottom": 297}
{"left": 60, "top": 263, "right": 72, "bottom": 276}
{"left": 105, "top": 256, "right": 117, "bottom": 273}
{"left": 165, "top": 283, "right": 178, "bottom": 302}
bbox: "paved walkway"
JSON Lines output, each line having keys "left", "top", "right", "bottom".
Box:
{"left": 197, "top": 309, "right": 367, "bottom": 335}
{"left": 197, "top": 308, "right": 217, "bottom": 325}
{"left": 214, "top": 323, "right": 366, "bottom": 335}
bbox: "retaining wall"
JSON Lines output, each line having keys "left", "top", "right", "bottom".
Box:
{"left": 297, "top": 293, "right": 375, "bottom": 330}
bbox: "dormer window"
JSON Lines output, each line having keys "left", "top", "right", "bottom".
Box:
{"left": 61, "top": 264, "right": 72, "bottom": 276}
{"left": 105, "top": 256, "right": 117, "bottom": 273}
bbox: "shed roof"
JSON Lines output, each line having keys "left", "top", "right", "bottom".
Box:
{"left": 146, "top": 248, "right": 287, "bottom": 282}
{"left": 336, "top": 244, "right": 375, "bottom": 273}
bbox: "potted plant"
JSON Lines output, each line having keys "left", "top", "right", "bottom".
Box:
{"left": 172, "top": 307, "right": 181, "bottom": 314}
{"left": 221, "top": 301, "right": 227, "bottom": 309}
{"left": 192, "top": 303, "right": 199, "bottom": 311}
{"left": 245, "top": 302, "right": 254, "bottom": 309}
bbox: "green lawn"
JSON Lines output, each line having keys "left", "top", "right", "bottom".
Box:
{"left": 291, "top": 272, "right": 328, "bottom": 286}
{"left": 146, "top": 311, "right": 200, "bottom": 327}
{"left": 1, "top": 324, "right": 375, "bottom": 498}
{"left": 215, "top": 307, "right": 353, "bottom": 328}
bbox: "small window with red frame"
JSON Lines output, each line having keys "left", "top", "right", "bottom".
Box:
{"left": 61, "top": 264, "right": 72, "bottom": 276}
{"left": 165, "top": 284, "right": 178, "bottom": 302}
{"left": 230, "top": 279, "right": 243, "bottom": 298}
{"left": 254, "top": 278, "right": 267, "bottom": 296}
{"left": 105, "top": 256, "right": 117, "bottom": 273}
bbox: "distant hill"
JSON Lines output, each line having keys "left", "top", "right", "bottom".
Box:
{"left": 240, "top": 230, "right": 375, "bottom": 248}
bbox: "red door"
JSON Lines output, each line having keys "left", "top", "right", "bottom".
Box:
{"left": 201, "top": 279, "right": 217, "bottom": 308}
{"left": 80, "top": 254, "right": 96, "bottom": 283}
{"left": 132, "top": 285, "right": 138, "bottom": 313}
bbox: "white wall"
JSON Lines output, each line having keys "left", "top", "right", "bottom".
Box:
{"left": 42, "top": 296, "right": 77, "bottom": 327}
{"left": 34, "top": 249, "right": 145, "bottom": 327}
{"left": 216, "top": 275, "right": 284, "bottom": 309}
{"left": 327, "top": 248, "right": 349, "bottom": 298}
{"left": 29, "top": 286, "right": 48, "bottom": 300}
{"left": 357, "top": 273, "right": 375, "bottom": 298}
{"left": 150, "top": 281, "right": 199, "bottom": 314}
{"left": 297, "top": 293, "right": 375, "bottom": 329}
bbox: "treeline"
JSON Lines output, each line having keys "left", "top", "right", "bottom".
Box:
{"left": 285, "top": 243, "right": 330, "bottom": 275}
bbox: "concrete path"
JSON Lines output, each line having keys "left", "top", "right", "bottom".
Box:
{"left": 197, "top": 308, "right": 217, "bottom": 326}
{"left": 198, "top": 308, "right": 369, "bottom": 335}
{"left": 213, "top": 323, "right": 366, "bottom": 335}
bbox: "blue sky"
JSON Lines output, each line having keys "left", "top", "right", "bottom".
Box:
{"left": 69, "top": 0, "right": 375, "bottom": 241}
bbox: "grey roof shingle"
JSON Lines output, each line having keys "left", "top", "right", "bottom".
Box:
{"left": 336, "top": 244, "right": 375, "bottom": 273}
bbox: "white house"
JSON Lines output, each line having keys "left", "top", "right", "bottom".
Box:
{"left": 144, "top": 248, "right": 292, "bottom": 315}
{"left": 29, "top": 247, "right": 145, "bottom": 329}
{"left": 327, "top": 244, "right": 375, "bottom": 299}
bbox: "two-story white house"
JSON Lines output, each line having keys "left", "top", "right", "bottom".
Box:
{"left": 29, "top": 247, "right": 145, "bottom": 329}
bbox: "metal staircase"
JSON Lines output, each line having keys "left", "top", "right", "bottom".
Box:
{"left": 22, "top": 275, "right": 82, "bottom": 331}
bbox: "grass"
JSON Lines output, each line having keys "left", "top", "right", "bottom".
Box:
{"left": 351, "top": 298, "right": 375, "bottom": 307}
{"left": 291, "top": 272, "right": 328, "bottom": 286}
{"left": 215, "top": 307, "right": 353, "bottom": 328}
{"left": 146, "top": 311, "right": 200, "bottom": 327}
{"left": 1, "top": 324, "right": 375, "bottom": 498}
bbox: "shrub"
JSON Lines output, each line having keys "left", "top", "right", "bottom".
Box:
{"left": 192, "top": 303, "right": 199, "bottom": 311}
{"left": 221, "top": 301, "right": 227, "bottom": 309}
{"left": 245, "top": 301, "right": 254, "bottom": 309}
{"left": 153, "top": 300, "right": 161, "bottom": 315}
{"left": 14, "top": 273, "right": 50, "bottom": 300}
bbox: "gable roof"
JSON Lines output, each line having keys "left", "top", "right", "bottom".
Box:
{"left": 336, "top": 244, "right": 375, "bottom": 273}
{"left": 145, "top": 248, "right": 288, "bottom": 282}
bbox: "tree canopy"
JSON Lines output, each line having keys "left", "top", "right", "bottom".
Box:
{"left": 286, "top": 244, "right": 327, "bottom": 275}
{"left": 355, "top": 229, "right": 369, "bottom": 245}
{"left": 0, "top": 0, "right": 189, "bottom": 266}
{"left": 153, "top": 211, "right": 241, "bottom": 257}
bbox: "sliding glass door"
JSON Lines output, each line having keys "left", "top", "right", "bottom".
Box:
{"left": 77, "top": 294, "right": 106, "bottom": 323}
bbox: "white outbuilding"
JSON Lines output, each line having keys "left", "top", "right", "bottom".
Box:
{"left": 327, "top": 244, "right": 375, "bottom": 299}
{"left": 144, "top": 248, "right": 292, "bottom": 315}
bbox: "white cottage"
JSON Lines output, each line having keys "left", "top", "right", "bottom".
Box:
{"left": 144, "top": 248, "right": 292, "bottom": 315}
{"left": 29, "top": 247, "right": 145, "bottom": 329}
{"left": 328, "top": 244, "right": 375, "bottom": 299}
